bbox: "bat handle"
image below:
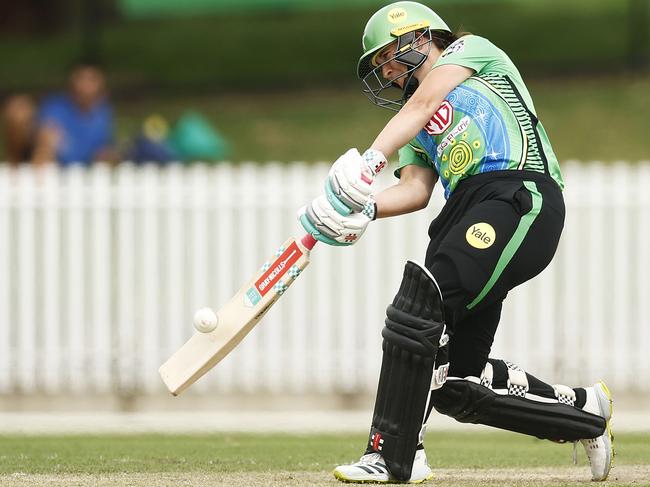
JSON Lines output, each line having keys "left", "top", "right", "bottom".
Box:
{"left": 301, "top": 233, "right": 317, "bottom": 251}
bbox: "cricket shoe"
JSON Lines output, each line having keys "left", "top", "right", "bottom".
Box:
{"left": 333, "top": 449, "right": 433, "bottom": 484}
{"left": 580, "top": 381, "right": 614, "bottom": 481}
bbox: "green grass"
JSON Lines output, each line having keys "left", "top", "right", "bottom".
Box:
{"left": 113, "top": 75, "right": 650, "bottom": 163}
{"left": 0, "top": 431, "right": 648, "bottom": 474}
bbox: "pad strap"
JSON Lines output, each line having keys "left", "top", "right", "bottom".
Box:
{"left": 480, "top": 361, "right": 494, "bottom": 388}
{"left": 431, "top": 326, "right": 449, "bottom": 391}
{"left": 506, "top": 361, "right": 529, "bottom": 398}
{"left": 553, "top": 384, "right": 577, "bottom": 406}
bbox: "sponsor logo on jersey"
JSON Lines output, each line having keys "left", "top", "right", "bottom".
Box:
{"left": 466, "top": 222, "right": 496, "bottom": 249}
{"left": 255, "top": 241, "right": 303, "bottom": 297}
{"left": 424, "top": 100, "right": 453, "bottom": 135}
{"left": 387, "top": 7, "right": 407, "bottom": 24}
{"left": 437, "top": 115, "right": 471, "bottom": 157}
{"left": 441, "top": 38, "right": 466, "bottom": 58}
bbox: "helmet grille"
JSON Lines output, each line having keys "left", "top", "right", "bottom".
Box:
{"left": 360, "top": 29, "right": 432, "bottom": 112}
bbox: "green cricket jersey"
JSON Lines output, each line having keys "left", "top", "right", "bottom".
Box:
{"left": 397, "top": 35, "right": 564, "bottom": 199}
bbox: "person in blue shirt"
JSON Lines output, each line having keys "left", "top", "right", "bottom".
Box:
{"left": 33, "top": 63, "right": 116, "bottom": 166}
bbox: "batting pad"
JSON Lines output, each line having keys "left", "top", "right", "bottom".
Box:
{"left": 367, "top": 261, "right": 446, "bottom": 481}
{"left": 430, "top": 372, "right": 606, "bottom": 441}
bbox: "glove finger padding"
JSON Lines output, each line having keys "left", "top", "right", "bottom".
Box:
{"left": 327, "top": 151, "right": 372, "bottom": 213}
{"left": 299, "top": 195, "right": 372, "bottom": 246}
{"left": 326, "top": 148, "right": 385, "bottom": 215}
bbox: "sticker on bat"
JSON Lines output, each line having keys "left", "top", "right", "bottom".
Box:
{"left": 243, "top": 241, "right": 303, "bottom": 307}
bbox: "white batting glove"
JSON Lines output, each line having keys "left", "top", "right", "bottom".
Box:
{"left": 326, "top": 148, "right": 387, "bottom": 215}
{"left": 298, "top": 195, "right": 375, "bottom": 246}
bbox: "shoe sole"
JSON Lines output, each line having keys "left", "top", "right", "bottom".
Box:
{"left": 595, "top": 381, "right": 614, "bottom": 481}
{"left": 333, "top": 469, "right": 434, "bottom": 484}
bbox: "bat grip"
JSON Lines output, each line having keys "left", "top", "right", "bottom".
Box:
{"left": 301, "top": 233, "right": 317, "bottom": 250}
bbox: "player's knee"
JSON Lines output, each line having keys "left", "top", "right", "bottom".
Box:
{"left": 429, "top": 382, "right": 458, "bottom": 417}
{"left": 383, "top": 260, "right": 445, "bottom": 354}
{"left": 430, "top": 360, "right": 521, "bottom": 421}
{"left": 429, "top": 378, "right": 484, "bottom": 419}
{"left": 430, "top": 360, "right": 499, "bottom": 421}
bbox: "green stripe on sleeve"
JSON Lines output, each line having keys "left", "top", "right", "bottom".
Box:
{"left": 466, "top": 181, "right": 542, "bottom": 310}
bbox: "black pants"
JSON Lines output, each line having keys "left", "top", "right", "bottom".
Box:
{"left": 424, "top": 170, "right": 565, "bottom": 378}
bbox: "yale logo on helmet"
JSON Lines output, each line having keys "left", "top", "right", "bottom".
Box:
{"left": 387, "top": 7, "right": 407, "bottom": 23}
{"left": 390, "top": 21, "right": 430, "bottom": 37}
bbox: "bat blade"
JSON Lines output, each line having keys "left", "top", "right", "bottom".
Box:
{"left": 159, "top": 236, "right": 312, "bottom": 395}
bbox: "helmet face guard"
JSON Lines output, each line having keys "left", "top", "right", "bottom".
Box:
{"left": 360, "top": 29, "right": 433, "bottom": 112}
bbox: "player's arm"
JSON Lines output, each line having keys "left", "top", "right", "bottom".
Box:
{"left": 374, "top": 164, "right": 437, "bottom": 218}
{"left": 370, "top": 64, "right": 473, "bottom": 158}
{"left": 299, "top": 163, "right": 437, "bottom": 246}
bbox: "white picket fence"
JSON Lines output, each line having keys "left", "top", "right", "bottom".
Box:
{"left": 0, "top": 160, "right": 648, "bottom": 397}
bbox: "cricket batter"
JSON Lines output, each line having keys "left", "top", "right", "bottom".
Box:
{"left": 299, "top": 1, "right": 614, "bottom": 483}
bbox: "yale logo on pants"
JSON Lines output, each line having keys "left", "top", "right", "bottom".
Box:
{"left": 466, "top": 222, "right": 496, "bottom": 249}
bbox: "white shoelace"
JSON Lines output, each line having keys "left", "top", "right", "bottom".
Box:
{"left": 359, "top": 452, "right": 383, "bottom": 465}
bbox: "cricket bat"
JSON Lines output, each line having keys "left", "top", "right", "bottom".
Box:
{"left": 159, "top": 233, "right": 317, "bottom": 396}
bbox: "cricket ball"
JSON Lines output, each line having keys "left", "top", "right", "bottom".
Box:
{"left": 193, "top": 307, "right": 218, "bottom": 333}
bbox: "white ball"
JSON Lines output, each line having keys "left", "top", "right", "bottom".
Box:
{"left": 193, "top": 307, "right": 218, "bottom": 333}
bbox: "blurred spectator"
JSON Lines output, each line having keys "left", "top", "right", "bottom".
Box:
{"left": 168, "top": 111, "right": 229, "bottom": 162}
{"left": 126, "top": 111, "right": 230, "bottom": 164}
{"left": 32, "top": 62, "right": 118, "bottom": 166}
{"left": 1, "top": 94, "right": 36, "bottom": 165}
{"left": 125, "top": 114, "right": 178, "bottom": 164}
